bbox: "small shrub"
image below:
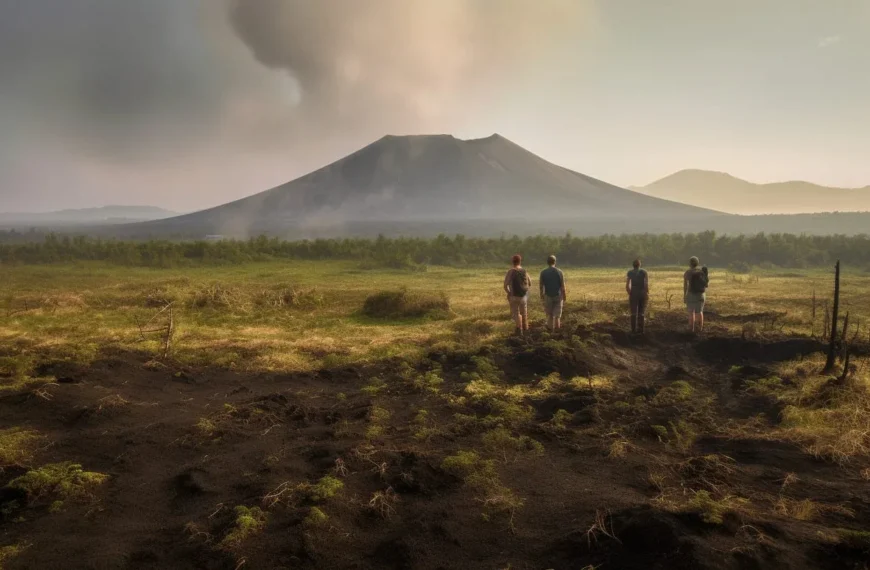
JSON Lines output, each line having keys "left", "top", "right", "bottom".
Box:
{"left": 654, "top": 381, "right": 694, "bottom": 405}
{"left": 7, "top": 462, "right": 108, "bottom": 510}
{"left": 744, "top": 376, "right": 784, "bottom": 396}
{"left": 362, "top": 287, "right": 451, "bottom": 320}
{"left": 219, "top": 506, "right": 267, "bottom": 550}
{"left": 0, "top": 428, "right": 43, "bottom": 467}
{"left": 441, "top": 450, "right": 524, "bottom": 523}
{"left": 482, "top": 427, "right": 544, "bottom": 461}
{"left": 413, "top": 371, "right": 445, "bottom": 394}
{"left": 686, "top": 490, "right": 749, "bottom": 524}
{"left": 304, "top": 506, "right": 329, "bottom": 528}
{"left": 306, "top": 475, "right": 344, "bottom": 502}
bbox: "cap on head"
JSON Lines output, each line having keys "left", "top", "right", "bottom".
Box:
{"left": 690, "top": 256, "right": 700, "bottom": 268}
{"left": 633, "top": 259, "right": 641, "bottom": 269}
{"left": 547, "top": 255, "right": 557, "bottom": 266}
{"left": 512, "top": 254, "right": 522, "bottom": 266}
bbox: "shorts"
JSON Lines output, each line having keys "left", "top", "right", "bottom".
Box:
{"left": 509, "top": 295, "right": 528, "bottom": 321}
{"left": 543, "top": 295, "right": 564, "bottom": 319}
{"left": 685, "top": 292, "right": 706, "bottom": 313}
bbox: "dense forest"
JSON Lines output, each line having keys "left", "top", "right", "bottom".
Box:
{"left": 1, "top": 232, "right": 869, "bottom": 270}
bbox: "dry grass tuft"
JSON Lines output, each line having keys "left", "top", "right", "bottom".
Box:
{"left": 362, "top": 287, "right": 451, "bottom": 320}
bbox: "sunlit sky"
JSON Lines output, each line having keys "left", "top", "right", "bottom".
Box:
{"left": 1, "top": 0, "right": 868, "bottom": 212}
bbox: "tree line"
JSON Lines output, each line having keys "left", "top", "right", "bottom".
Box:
{"left": 1, "top": 232, "right": 869, "bottom": 269}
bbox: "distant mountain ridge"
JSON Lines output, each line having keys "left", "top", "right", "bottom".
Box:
{"left": 631, "top": 170, "right": 870, "bottom": 215}
{"left": 121, "top": 133, "right": 716, "bottom": 238}
{"left": 0, "top": 205, "right": 178, "bottom": 227}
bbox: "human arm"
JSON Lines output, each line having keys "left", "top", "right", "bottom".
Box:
{"left": 539, "top": 272, "right": 545, "bottom": 299}
{"left": 644, "top": 271, "right": 649, "bottom": 295}
{"left": 504, "top": 270, "right": 513, "bottom": 297}
{"left": 625, "top": 275, "right": 631, "bottom": 296}
{"left": 560, "top": 273, "right": 567, "bottom": 302}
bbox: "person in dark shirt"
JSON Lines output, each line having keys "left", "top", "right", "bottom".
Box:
{"left": 625, "top": 259, "right": 649, "bottom": 334}
{"left": 504, "top": 254, "right": 532, "bottom": 336}
{"left": 539, "top": 255, "right": 567, "bottom": 331}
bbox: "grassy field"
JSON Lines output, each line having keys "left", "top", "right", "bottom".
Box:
{"left": 1, "top": 261, "right": 869, "bottom": 569}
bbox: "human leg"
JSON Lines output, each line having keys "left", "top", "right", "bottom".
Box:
{"left": 637, "top": 295, "right": 648, "bottom": 333}
{"left": 630, "top": 296, "right": 639, "bottom": 333}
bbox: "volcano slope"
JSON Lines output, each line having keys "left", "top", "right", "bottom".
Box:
{"left": 1, "top": 265, "right": 869, "bottom": 569}
{"left": 110, "top": 133, "right": 720, "bottom": 239}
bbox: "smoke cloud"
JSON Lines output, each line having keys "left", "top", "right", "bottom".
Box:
{"left": 0, "top": 0, "right": 593, "bottom": 210}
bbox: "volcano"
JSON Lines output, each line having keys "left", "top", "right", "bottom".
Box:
{"left": 121, "top": 134, "right": 720, "bottom": 238}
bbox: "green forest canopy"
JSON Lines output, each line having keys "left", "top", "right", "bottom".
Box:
{"left": 1, "top": 232, "right": 869, "bottom": 269}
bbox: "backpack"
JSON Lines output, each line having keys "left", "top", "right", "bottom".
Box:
{"left": 689, "top": 268, "right": 708, "bottom": 293}
{"left": 510, "top": 268, "right": 530, "bottom": 297}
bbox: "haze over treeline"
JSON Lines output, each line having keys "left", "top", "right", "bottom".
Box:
{"left": 1, "top": 0, "right": 868, "bottom": 215}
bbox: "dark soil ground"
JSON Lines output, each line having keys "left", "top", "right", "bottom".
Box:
{"left": 2, "top": 308, "right": 869, "bottom": 570}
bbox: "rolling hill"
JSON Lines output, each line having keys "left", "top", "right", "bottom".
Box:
{"left": 631, "top": 170, "right": 870, "bottom": 215}
{"left": 0, "top": 205, "right": 178, "bottom": 228}
{"left": 118, "top": 134, "right": 719, "bottom": 238}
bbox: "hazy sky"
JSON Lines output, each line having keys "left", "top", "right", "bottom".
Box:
{"left": 1, "top": 0, "right": 868, "bottom": 212}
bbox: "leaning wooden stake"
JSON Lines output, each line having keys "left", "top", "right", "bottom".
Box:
{"left": 823, "top": 260, "right": 841, "bottom": 374}
{"left": 163, "top": 307, "right": 174, "bottom": 359}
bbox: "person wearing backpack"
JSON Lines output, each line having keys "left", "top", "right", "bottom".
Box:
{"left": 683, "top": 256, "right": 709, "bottom": 333}
{"left": 626, "top": 258, "right": 649, "bottom": 334}
{"left": 539, "top": 255, "right": 567, "bottom": 332}
{"left": 504, "top": 254, "right": 532, "bottom": 336}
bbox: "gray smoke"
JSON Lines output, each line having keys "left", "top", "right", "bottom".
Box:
{"left": 0, "top": 0, "right": 592, "bottom": 210}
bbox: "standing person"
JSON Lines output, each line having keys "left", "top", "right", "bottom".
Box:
{"left": 626, "top": 259, "right": 649, "bottom": 334}
{"left": 504, "top": 254, "right": 532, "bottom": 336}
{"left": 683, "top": 256, "right": 709, "bottom": 333}
{"left": 539, "top": 255, "right": 567, "bottom": 332}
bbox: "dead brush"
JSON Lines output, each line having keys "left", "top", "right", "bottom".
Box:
{"left": 677, "top": 454, "right": 737, "bottom": 493}
{"left": 584, "top": 509, "right": 621, "bottom": 547}
{"left": 253, "top": 286, "right": 323, "bottom": 309}
{"left": 189, "top": 284, "right": 244, "bottom": 309}
{"left": 367, "top": 487, "right": 399, "bottom": 519}
{"left": 774, "top": 497, "right": 855, "bottom": 522}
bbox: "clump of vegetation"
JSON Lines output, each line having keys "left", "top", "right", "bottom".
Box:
{"left": 651, "top": 420, "right": 697, "bottom": 452}
{"left": 441, "top": 451, "right": 524, "bottom": 525}
{"left": 743, "top": 376, "right": 784, "bottom": 396}
{"left": 686, "top": 490, "right": 749, "bottom": 524}
{"left": 219, "top": 505, "right": 267, "bottom": 550}
{"left": 189, "top": 284, "right": 243, "bottom": 309}
{"left": 0, "top": 428, "right": 43, "bottom": 468}
{"left": 653, "top": 380, "right": 695, "bottom": 405}
{"left": 778, "top": 381, "right": 870, "bottom": 463}
{"left": 481, "top": 427, "right": 544, "bottom": 462}
{"left": 362, "top": 287, "right": 451, "bottom": 320}
{"left": 413, "top": 371, "right": 445, "bottom": 394}
{"left": 304, "top": 506, "right": 329, "bottom": 528}
{"left": 453, "top": 319, "right": 495, "bottom": 342}
{"left": 0, "top": 544, "right": 27, "bottom": 569}
{"left": 253, "top": 285, "right": 324, "bottom": 309}
{"left": 366, "top": 405, "right": 392, "bottom": 440}
{"left": 836, "top": 529, "right": 870, "bottom": 549}
{"left": 7, "top": 462, "right": 108, "bottom": 511}
{"left": 412, "top": 409, "right": 442, "bottom": 442}
{"left": 305, "top": 475, "right": 344, "bottom": 502}
{"left": 544, "top": 409, "right": 573, "bottom": 433}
